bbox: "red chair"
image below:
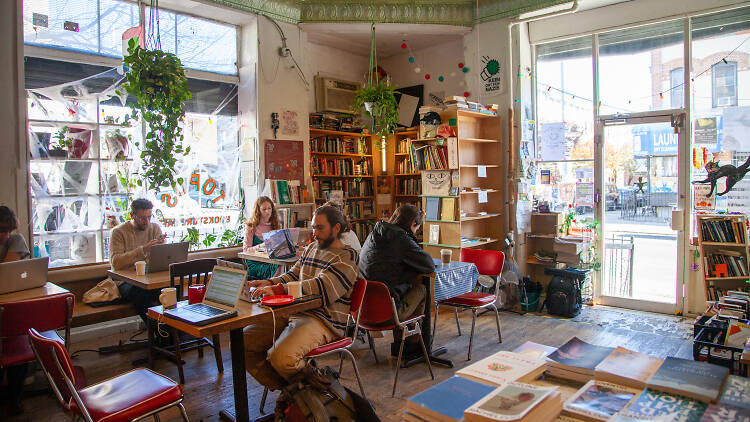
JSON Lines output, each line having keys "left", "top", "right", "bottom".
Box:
{"left": 1, "top": 293, "right": 74, "bottom": 408}
{"left": 28, "top": 328, "right": 189, "bottom": 422}
{"left": 259, "top": 278, "right": 368, "bottom": 414}
{"left": 434, "top": 249, "right": 504, "bottom": 360}
{"left": 358, "top": 280, "right": 434, "bottom": 397}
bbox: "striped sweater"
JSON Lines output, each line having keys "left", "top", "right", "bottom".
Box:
{"left": 268, "top": 241, "right": 359, "bottom": 336}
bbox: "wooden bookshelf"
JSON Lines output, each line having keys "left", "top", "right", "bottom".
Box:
{"left": 697, "top": 214, "right": 750, "bottom": 303}
{"left": 525, "top": 213, "right": 564, "bottom": 289}
{"left": 391, "top": 130, "right": 422, "bottom": 216}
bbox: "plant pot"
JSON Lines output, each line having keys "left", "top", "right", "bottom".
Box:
{"left": 48, "top": 148, "right": 67, "bottom": 158}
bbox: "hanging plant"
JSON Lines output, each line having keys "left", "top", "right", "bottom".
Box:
{"left": 117, "top": 37, "right": 192, "bottom": 190}
{"left": 351, "top": 23, "right": 399, "bottom": 143}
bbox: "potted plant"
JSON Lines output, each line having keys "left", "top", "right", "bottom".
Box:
{"left": 105, "top": 128, "right": 131, "bottom": 160}
{"left": 54, "top": 126, "right": 91, "bottom": 159}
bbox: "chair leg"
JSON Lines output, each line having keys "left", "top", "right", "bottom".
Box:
{"left": 178, "top": 403, "right": 190, "bottom": 422}
{"left": 491, "top": 304, "right": 502, "bottom": 343}
{"left": 468, "top": 309, "right": 477, "bottom": 361}
{"left": 212, "top": 334, "right": 224, "bottom": 373}
{"left": 341, "top": 349, "right": 367, "bottom": 400}
{"left": 454, "top": 307, "right": 462, "bottom": 336}
{"left": 172, "top": 327, "right": 185, "bottom": 384}
{"left": 147, "top": 321, "right": 155, "bottom": 369}
{"left": 367, "top": 331, "right": 379, "bottom": 364}
{"left": 260, "top": 387, "right": 269, "bottom": 414}
{"left": 338, "top": 352, "right": 345, "bottom": 375}
{"left": 432, "top": 303, "right": 439, "bottom": 343}
{"left": 416, "top": 328, "right": 434, "bottom": 381}
{"left": 392, "top": 331, "right": 406, "bottom": 397}
{"left": 153, "top": 414, "right": 161, "bottom": 422}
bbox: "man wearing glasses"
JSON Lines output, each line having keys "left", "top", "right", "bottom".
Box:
{"left": 110, "top": 198, "right": 165, "bottom": 321}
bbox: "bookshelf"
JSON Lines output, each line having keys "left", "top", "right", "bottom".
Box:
{"left": 415, "top": 108, "right": 505, "bottom": 259}
{"left": 309, "top": 127, "right": 377, "bottom": 242}
{"left": 525, "top": 213, "right": 565, "bottom": 289}
{"left": 392, "top": 130, "right": 422, "bottom": 214}
{"left": 697, "top": 214, "right": 750, "bottom": 303}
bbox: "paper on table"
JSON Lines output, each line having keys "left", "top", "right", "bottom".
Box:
{"left": 477, "top": 165, "right": 487, "bottom": 178}
{"left": 478, "top": 190, "right": 488, "bottom": 203}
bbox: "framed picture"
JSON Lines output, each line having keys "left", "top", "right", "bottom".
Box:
{"left": 449, "top": 186, "right": 459, "bottom": 196}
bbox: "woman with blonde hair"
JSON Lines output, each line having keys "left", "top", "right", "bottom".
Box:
{"left": 243, "top": 196, "right": 282, "bottom": 279}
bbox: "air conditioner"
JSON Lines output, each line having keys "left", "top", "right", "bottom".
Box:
{"left": 716, "top": 96, "right": 733, "bottom": 107}
{"left": 315, "top": 76, "right": 361, "bottom": 114}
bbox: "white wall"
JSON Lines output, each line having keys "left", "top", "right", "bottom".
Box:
{"left": 306, "top": 42, "right": 369, "bottom": 112}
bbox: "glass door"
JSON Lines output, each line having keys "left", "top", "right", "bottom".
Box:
{"left": 594, "top": 112, "right": 687, "bottom": 313}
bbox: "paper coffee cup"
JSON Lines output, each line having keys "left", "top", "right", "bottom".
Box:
{"left": 287, "top": 281, "right": 302, "bottom": 298}
{"left": 135, "top": 260, "right": 147, "bottom": 276}
{"left": 440, "top": 249, "right": 452, "bottom": 266}
{"left": 159, "top": 287, "right": 177, "bottom": 309}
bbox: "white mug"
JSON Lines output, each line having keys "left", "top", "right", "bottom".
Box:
{"left": 135, "top": 260, "right": 147, "bottom": 276}
{"left": 287, "top": 281, "right": 302, "bottom": 298}
{"left": 159, "top": 287, "right": 177, "bottom": 309}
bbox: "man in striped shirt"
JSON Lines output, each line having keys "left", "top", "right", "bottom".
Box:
{"left": 244, "top": 205, "right": 359, "bottom": 390}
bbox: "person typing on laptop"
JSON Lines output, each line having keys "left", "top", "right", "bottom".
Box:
{"left": 243, "top": 205, "right": 359, "bottom": 393}
{"left": 0, "top": 206, "right": 29, "bottom": 262}
{"left": 109, "top": 198, "right": 164, "bottom": 322}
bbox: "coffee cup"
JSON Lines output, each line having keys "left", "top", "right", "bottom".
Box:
{"left": 440, "top": 249, "right": 452, "bottom": 266}
{"left": 287, "top": 281, "right": 302, "bottom": 298}
{"left": 135, "top": 260, "right": 147, "bottom": 276}
{"left": 159, "top": 287, "right": 177, "bottom": 309}
{"left": 188, "top": 284, "right": 206, "bottom": 304}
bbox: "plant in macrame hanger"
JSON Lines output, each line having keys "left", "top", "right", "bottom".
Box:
{"left": 117, "top": 0, "right": 192, "bottom": 191}
{"left": 352, "top": 23, "right": 399, "bottom": 147}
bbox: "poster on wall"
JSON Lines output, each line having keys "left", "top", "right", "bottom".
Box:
{"left": 480, "top": 56, "right": 502, "bottom": 94}
{"left": 540, "top": 122, "right": 566, "bottom": 161}
{"left": 694, "top": 117, "right": 717, "bottom": 145}
{"left": 281, "top": 110, "right": 298, "bottom": 136}
{"left": 725, "top": 151, "right": 750, "bottom": 215}
{"left": 575, "top": 182, "right": 594, "bottom": 208}
{"left": 264, "top": 139, "right": 304, "bottom": 182}
{"left": 693, "top": 183, "right": 716, "bottom": 211}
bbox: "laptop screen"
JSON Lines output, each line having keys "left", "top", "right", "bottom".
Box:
{"left": 204, "top": 267, "right": 245, "bottom": 307}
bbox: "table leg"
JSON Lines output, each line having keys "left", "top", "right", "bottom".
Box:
{"left": 219, "top": 328, "right": 250, "bottom": 422}
{"left": 403, "top": 274, "right": 454, "bottom": 369}
{"left": 147, "top": 320, "right": 155, "bottom": 369}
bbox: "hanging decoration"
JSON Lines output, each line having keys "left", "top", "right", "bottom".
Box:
{"left": 400, "top": 39, "right": 469, "bottom": 94}
{"left": 692, "top": 155, "right": 750, "bottom": 196}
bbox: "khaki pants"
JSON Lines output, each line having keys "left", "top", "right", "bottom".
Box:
{"left": 244, "top": 313, "right": 336, "bottom": 390}
{"left": 397, "top": 283, "right": 426, "bottom": 321}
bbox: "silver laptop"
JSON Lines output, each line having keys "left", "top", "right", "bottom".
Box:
{"left": 164, "top": 266, "right": 246, "bottom": 326}
{"left": 146, "top": 242, "right": 189, "bottom": 273}
{"left": 0, "top": 257, "right": 49, "bottom": 294}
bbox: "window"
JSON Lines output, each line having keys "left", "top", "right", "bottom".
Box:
{"left": 670, "top": 67, "right": 684, "bottom": 109}
{"left": 711, "top": 61, "right": 738, "bottom": 108}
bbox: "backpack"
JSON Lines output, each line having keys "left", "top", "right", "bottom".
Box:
{"left": 279, "top": 365, "right": 380, "bottom": 422}
{"left": 543, "top": 276, "right": 581, "bottom": 318}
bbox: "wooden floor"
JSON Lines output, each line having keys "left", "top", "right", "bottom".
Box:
{"left": 3, "top": 305, "right": 694, "bottom": 421}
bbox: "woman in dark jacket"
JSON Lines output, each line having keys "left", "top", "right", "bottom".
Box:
{"left": 359, "top": 204, "right": 435, "bottom": 321}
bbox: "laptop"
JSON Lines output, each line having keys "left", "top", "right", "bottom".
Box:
{"left": 261, "top": 229, "right": 298, "bottom": 260}
{"left": 164, "top": 266, "right": 246, "bottom": 326}
{"left": 0, "top": 257, "right": 50, "bottom": 294}
{"left": 146, "top": 242, "right": 189, "bottom": 273}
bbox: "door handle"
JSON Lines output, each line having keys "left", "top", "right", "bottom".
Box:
{"left": 671, "top": 209, "right": 684, "bottom": 231}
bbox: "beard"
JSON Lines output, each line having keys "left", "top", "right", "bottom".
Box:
{"left": 317, "top": 235, "right": 335, "bottom": 249}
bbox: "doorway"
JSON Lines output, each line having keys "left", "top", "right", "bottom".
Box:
{"left": 594, "top": 112, "right": 687, "bottom": 313}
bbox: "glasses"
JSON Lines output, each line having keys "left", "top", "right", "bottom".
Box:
{"left": 133, "top": 214, "right": 152, "bottom": 222}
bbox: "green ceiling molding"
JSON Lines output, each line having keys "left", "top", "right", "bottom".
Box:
{"left": 205, "top": 0, "right": 568, "bottom": 25}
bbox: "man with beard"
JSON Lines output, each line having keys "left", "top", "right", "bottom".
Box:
{"left": 244, "top": 205, "right": 359, "bottom": 391}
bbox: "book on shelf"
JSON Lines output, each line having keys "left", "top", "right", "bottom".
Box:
{"left": 513, "top": 341, "right": 558, "bottom": 359}
{"left": 397, "top": 178, "right": 422, "bottom": 195}
{"left": 593, "top": 346, "right": 663, "bottom": 390}
{"left": 700, "top": 218, "right": 746, "bottom": 243}
{"left": 456, "top": 351, "right": 547, "bottom": 387}
{"left": 464, "top": 381, "right": 562, "bottom": 422}
{"left": 546, "top": 337, "right": 615, "bottom": 381}
{"left": 704, "top": 251, "right": 748, "bottom": 277}
{"left": 440, "top": 197, "right": 455, "bottom": 221}
{"left": 309, "top": 134, "right": 365, "bottom": 154}
{"left": 700, "top": 403, "right": 750, "bottom": 422}
{"left": 266, "top": 179, "right": 309, "bottom": 204}
{"left": 428, "top": 224, "right": 440, "bottom": 244}
{"left": 409, "top": 143, "right": 454, "bottom": 171}
{"left": 646, "top": 356, "right": 729, "bottom": 403}
{"left": 718, "top": 375, "right": 750, "bottom": 410}
{"left": 313, "top": 178, "right": 373, "bottom": 198}
{"left": 406, "top": 375, "right": 496, "bottom": 422}
{"left": 425, "top": 197, "right": 441, "bottom": 221}
{"left": 562, "top": 380, "right": 639, "bottom": 422}
{"left": 623, "top": 388, "right": 708, "bottom": 421}
{"left": 311, "top": 156, "right": 371, "bottom": 176}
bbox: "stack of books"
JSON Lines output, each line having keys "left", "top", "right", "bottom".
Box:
{"left": 562, "top": 380, "right": 640, "bottom": 421}
{"left": 593, "top": 347, "right": 663, "bottom": 389}
{"left": 464, "top": 382, "right": 562, "bottom": 422}
{"left": 554, "top": 237, "right": 590, "bottom": 265}
{"left": 546, "top": 337, "right": 615, "bottom": 382}
{"left": 456, "top": 351, "right": 547, "bottom": 386}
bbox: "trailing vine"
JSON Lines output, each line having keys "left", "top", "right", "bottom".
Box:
{"left": 118, "top": 37, "right": 192, "bottom": 191}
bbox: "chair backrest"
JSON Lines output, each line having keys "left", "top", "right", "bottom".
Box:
{"left": 170, "top": 258, "right": 217, "bottom": 299}
{"left": 0, "top": 293, "right": 74, "bottom": 346}
{"left": 460, "top": 249, "right": 505, "bottom": 277}
{"left": 28, "top": 328, "right": 79, "bottom": 410}
{"left": 359, "top": 280, "right": 399, "bottom": 326}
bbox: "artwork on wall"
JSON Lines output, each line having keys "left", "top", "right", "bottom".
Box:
{"left": 264, "top": 139, "right": 304, "bottom": 182}
{"left": 394, "top": 84, "right": 424, "bottom": 127}
{"left": 281, "top": 110, "right": 299, "bottom": 136}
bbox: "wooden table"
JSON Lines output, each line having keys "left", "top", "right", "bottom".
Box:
{"left": 107, "top": 268, "right": 172, "bottom": 290}
{"left": 0, "top": 282, "right": 69, "bottom": 303}
{"left": 147, "top": 298, "right": 321, "bottom": 422}
{"left": 238, "top": 250, "right": 299, "bottom": 272}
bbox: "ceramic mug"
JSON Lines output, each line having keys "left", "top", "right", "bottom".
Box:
{"left": 135, "top": 260, "right": 147, "bottom": 276}
{"left": 287, "top": 281, "right": 302, "bottom": 298}
{"left": 188, "top": 284, "right": 206, "bottom": 304}
{"left": 159, "top": 287, "right": 177, "bottom": 309}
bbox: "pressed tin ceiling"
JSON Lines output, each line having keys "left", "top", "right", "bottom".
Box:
{"left": 204, "top": 0, "right": 578, "bottom": 26}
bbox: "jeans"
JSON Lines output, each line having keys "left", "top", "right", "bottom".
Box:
{"left": 118, "top": 283, "right": 159, "bottom": 323}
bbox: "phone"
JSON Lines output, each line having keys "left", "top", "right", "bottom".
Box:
{"left": 159, "top": 234, "right": 167, "bottom": 241}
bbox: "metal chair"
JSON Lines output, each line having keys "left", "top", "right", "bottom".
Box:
{"left": 433, "top": 249, "right": 504, "bottom": 360}
{"left": 29, "top": 328, "right": 189, "bottom": 422}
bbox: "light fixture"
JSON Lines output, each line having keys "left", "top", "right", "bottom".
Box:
{"left": 518, "top": 1, "right": 575, "bottom": 20}
{"left": 381, "top": 136, "right": 387, "bottom": 173}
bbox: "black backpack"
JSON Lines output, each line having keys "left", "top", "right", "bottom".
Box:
{"left": 543, "top": 276, "right": 581, "bottom": 318}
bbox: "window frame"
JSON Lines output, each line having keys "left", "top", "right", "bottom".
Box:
{"left": 711, "top": 60, "right": 738, "bottom": 108}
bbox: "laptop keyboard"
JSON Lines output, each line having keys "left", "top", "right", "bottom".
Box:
{"left": 184, "top": 304, "right": 226, "bottom": 316}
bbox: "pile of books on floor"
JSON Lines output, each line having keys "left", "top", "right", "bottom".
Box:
{"left": 404, "top": 336, "right": 748, "bottom": 422}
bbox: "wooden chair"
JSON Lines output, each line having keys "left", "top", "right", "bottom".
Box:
{"left": 433, "top": 249, "right": 504, "bottom": 360}
{"left": 148, "top": 258, "right": 223, "bottom": 384}
{"left": 29, "top": 328, "right": 188, "bottom": 422}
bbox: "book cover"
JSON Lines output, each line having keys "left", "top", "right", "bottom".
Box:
{"left": 407, "top": 376, "right": 495, "bottom": 422}
{"left": 464, "top": 381, "right": 559, "bottom": 421}
{"left": 547, "top": 337, "right": 615, "bottom": 375}
{"left": 700, "top": 403, "right": 750, "bottom": 422}
{"left": 530, "top": 374, "right": 587, "bottom": 405}
{"left": 719, "top": 375, "right": 750, "bottom": 410}
{"left": 441, "top": 197, "right": 455, "bottom": 221}
{"left": 513, "top": 341, "right": 557, "bottom": 359}
{"left": 425, "top": 197, "right": 441, "bottom": 221}
{"left": 276, "top": 180, "right": 290, "bottom": 204}
{"left": 625, "top": 388, "right": 707, "bottom": 422}
{"left": 594, "top": 346, "right": 663, "bottom": 389}
{"left": 429, "top": 224, "right": 440, "bottom": 244}
{"left": 724, "top": 320, "right": 750, "bottom": 348}
{"left": 456, "top": 351, "right": 546, "bottom": 386}
{"left": 563, "top": 380, "right": 639, "bottom": 421}
{"left": 647, "top": 357, "right": 729, "bottom": 403}
{"left": 446, "top": 137, "right": 459, "bottom": 169}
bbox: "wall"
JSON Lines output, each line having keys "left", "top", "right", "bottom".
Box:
{"left": 306, "top": 42, "right": 369, "bottom": 112}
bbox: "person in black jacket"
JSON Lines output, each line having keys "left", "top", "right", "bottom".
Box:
{"left": 359, "top": 204, "right": 435, "bottom": 355}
